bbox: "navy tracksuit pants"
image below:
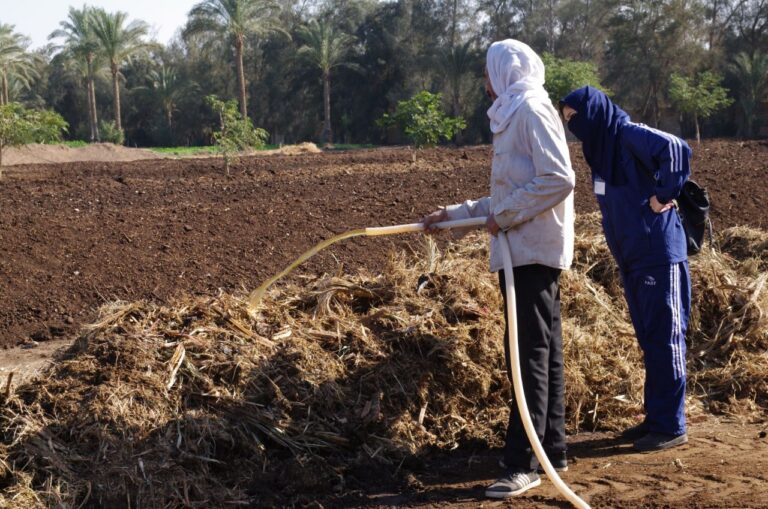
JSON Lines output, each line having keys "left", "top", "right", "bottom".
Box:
{"left": 622, "top": 261, "right": 690, "bottom": 436}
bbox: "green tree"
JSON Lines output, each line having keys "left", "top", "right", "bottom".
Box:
{"left": 541, "top": 52, "right": 607, "bottom": 106}
{"left": 0, "top": 25, "right": 40, "bottom": 106}
{"left": 144, "top": 64, "right": 198, "bottom": 131}
{"left": 90, "top": 8, "right": 149, "bottom": 134}
{"left": 296, "top": 19, "right": 360, "bottom": 145}
{"left": 49, "top": 6, "right": 102, "bottom": 142}
{"left": 729, "top": 0, "right": 768, "bottom": 58}
{"left": 436, "top": 41, "right": 477, "bottom": 119}
{"left": 185, "top": 0, "right": 284, "bottom": 120}
{"left": 604, "top": 1, "right": 707, "bottom": 126}
{"left": 475, "top": 0, "right": 536, "bottom": 45}
{"left": 728, "top": 51, "right": 768, "bottom": 137}
{"left": 378, "top": 91, "right": 466, "bottom": 148}
{"left": 669, "top": 71, "right": 732, "bottom": 143}
{"left": 206, "top": 94, "right": 268, "bottom": 174}
{"left": 557, "top": 0, "right": 615, "bottom": 61}
{"left": 0, "top": 103, "right": 67, "bottom": 173}
{"left": 439, "top": 0, "right": 472, "bottom": 48}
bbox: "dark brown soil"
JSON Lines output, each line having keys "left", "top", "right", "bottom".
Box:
{"left": 1, "top": 141, "right": 765, "bottom": 350}
{"left": 0, "top": 141, "right": 766, "bottom": 508}
{"left": 331, "top": 418, "right": 768, "bottom": 508}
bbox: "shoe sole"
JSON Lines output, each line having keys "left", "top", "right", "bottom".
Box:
{"left": 485, "top": 478, "right": 541, "bottom": 499}
{"left": 634, "top": 435, "right": 689, "bottom": 453}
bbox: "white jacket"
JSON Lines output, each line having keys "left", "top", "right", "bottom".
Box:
{"left": 446, "top": 97, "right": 575, "bottom": 272}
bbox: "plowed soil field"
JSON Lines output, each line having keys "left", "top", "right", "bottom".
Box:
{"left": 2, "top": 141, "right": 765, "bottom": 350}
{"left": 0, "top": 141, "right": 766, "bottom": 508}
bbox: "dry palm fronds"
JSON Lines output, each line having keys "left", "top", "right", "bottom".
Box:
{"left": 0, "top": 214, "right": 766, "bottom": 507}
{"left": 718, "top": 225, "right": 768, "bottom": 270}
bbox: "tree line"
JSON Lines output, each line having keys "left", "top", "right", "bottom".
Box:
{"left": 1, "top": 0, "right": 767, "bottom": 148}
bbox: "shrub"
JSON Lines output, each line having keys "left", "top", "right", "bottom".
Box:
{"left": 206, "top": 95, "right": 269, "bottom": 174}
{"left": 669, "top": 71, "right": 732, "bottom": 143}
{"left": 0, "top": 103, "right": 67, "bottom": 176}
{"left": 378, "top": 91, "right": 466, "bottom": 148}
{"left": 541, "top": 53, "right": 609, "bottom": 106}
{"left": 99, "top": 120, "right": 125, "bottom": 145}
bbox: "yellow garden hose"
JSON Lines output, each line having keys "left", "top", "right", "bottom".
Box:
{"left": 248, "top": 218, "right": 590, "bottom": 508}
{"left": 247, "top": 217, "right": 488, "bottom": 309}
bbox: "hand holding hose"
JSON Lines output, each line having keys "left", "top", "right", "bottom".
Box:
{"left": 421, "top": 209, "right": 448, "bottom": 233}
{"left": 423, "top": 209, "right": 501, "bottom": 237}
{"left": 485, "top": 215, "right": 500, "bottom": 236}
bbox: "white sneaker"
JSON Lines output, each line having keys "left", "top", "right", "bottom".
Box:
{"left": 485, "top": 471, "right": 541, "bottom": 499}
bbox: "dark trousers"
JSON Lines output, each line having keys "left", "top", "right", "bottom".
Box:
{"left": 499, "top": 265, "right": 566, "bottom": 472}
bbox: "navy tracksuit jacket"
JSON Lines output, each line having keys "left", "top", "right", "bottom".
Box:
{"left": 594, "top": 122, "right": 691, "bottom": 436}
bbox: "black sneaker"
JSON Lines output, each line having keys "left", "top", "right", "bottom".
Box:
{"left": 619, "top": 420, "right": 649, "bottom": 440}
{"left": 485, "top": 471, "right": 541, "bottom": 499}
{"left": 633, "top": 432, "right": 688, "bottom": 452}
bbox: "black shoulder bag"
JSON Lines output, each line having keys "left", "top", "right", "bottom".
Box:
{"left": 633, "top": 155, "right": 713, "bottom": 255}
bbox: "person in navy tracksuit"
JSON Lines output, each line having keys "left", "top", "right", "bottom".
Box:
{"left": 560, "top": 86, "right": 690, "bottom": 452}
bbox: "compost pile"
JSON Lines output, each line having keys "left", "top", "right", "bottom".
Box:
{"left": 1, "top": 214, "right": 766, "bottom": 507}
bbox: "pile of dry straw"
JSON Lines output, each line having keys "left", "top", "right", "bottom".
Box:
{"left": 0, "top": 214, "right": 765, "bottom": 507}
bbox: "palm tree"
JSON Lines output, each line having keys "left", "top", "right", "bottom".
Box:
{"left": 437, "top": 41, "right": 476, "bottom": 119}
{"left": 296, "top": 19, "right": 359, "bottom": 145}
{"left": 90, "top": 8, "right": 149, "bottom": 133}
{"left": 50, "top": 6, "right": 102, "bottom": 141}
{"left": 146, "top": 64, "right": 198, "bottom": 130}
{"left": 184, "top": 0, "right": 283, "bottom": 119}
{"left": 0, "top": 25, "right": 39, "bottom": 105}
{"left": 729, "top": 51, "right": 768, "bottom": 138}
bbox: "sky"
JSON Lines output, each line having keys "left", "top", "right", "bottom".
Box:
{"left": 0, "top": 0, "right": 196, "bottom": 49}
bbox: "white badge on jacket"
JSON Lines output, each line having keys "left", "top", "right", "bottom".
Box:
{"left": 594, "top": 178, "right": 606, "bottom": 196}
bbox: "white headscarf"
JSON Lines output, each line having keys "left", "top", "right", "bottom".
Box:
{"left": 486, "top": 39, "right": 550, "bottom": 134}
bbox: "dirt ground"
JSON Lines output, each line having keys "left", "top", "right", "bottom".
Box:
{"left": 1, "top": 143, "right": 168, "bottom": 166}
{"left": 1, "top": 141, "right": 765, "bottom": 351}
{"left": 334, "top": 418, "right": 768, "bottom": 508}
{"left": 0, "top": 141, "right": 766, "bottom": 508}
{"left": 1, "top": 142, "right": 323, "bottom": 167}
